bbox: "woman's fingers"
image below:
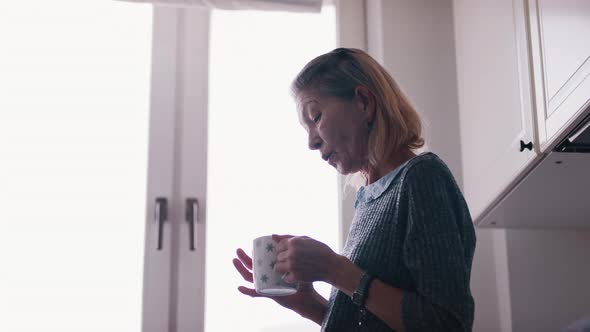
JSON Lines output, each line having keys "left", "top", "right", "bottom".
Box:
{"left": 232, "top": 258, "right": 254, "bottom": 283}
{"left": 274, "top": 244, "right": 291, "bottom": 274}
{"left": 272, "top": 234, "right": 294, "bottom": 249}
{"left": 297, "top": 282, "right": 314, "bottom": 292}
{"left": 274, "top": 249, "right": 289, "bottom": 273}
{"left": 236, "top": 248, "right": 253, "bottom": 270}
{"left": 282, "top": 272, "right": 297, "bottom": 284}
{"left": 276, "top": 251, "right": 288, "bottom": 263}
{"left": 237, "top": 286, "right": 262, "bottom": 298}
{"left": 274, "top": 260, "right": 288, "bottom": 274}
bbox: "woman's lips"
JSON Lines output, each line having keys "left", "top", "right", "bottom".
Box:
{"left": 327, "top": 153, "right": 336, "bottom": 166}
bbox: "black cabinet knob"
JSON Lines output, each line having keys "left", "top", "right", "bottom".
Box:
{"left": 520, "top": 140, "right": 533, "bottom": 152}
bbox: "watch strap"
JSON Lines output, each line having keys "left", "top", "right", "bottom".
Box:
{"left": 352, "top": 271, "right": 374, "bottom": 307}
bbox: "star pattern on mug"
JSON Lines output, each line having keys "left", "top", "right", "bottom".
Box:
{"left": 269, "top": 260, "right": 276, "bottom": 269}
{"left": 265, "top": 243, "right": 274, "bottom": 252}
{"left": 260, "top": 274, "right": 269, "bottom": 284}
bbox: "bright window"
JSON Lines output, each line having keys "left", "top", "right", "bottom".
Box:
{"left": 0, "top": 2, "right": 152, "bottom": 331}
{"left": 206, "top": 5, "right": 338, "bottom": 332}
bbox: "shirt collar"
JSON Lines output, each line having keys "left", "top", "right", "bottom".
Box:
{"left": 355, "top": 159, "right": 411, "bottom": 208}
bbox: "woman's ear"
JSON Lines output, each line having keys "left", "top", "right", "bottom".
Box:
{"left": 354, "top": 86, "right": 375, "bottom": 124}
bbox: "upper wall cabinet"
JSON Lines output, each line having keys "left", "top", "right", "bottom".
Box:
{"left": 454, "top": 0, "right": 590, "bottom": 226}
{"left": 528, "top": 0, "right": 590, "bottom": 151}
{"left": 453, "top": 0, "right": 540, "bottom": 223}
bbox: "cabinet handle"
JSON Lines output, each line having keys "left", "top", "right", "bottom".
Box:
{"left": 186, "top": 198, "right": 198, "bottom": 251}
{"left": 520, "top": 140, "right": 533, "bottom": 152}
{"left": 154, "top": 197, "right": 168, "bottom": 251}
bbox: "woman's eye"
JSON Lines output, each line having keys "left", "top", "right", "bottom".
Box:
{"left": 313, "top": 113, "right": 322, "bottom": 123}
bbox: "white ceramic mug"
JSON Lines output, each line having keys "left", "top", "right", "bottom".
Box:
{"left": 252, "top": 235, "right": 297, "bottom": 296}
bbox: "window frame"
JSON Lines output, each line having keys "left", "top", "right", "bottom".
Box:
{"left": 143, "top": 2, "right": 366, "bottom": 331}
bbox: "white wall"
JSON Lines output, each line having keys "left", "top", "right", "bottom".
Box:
{"left": 368, "top": 0, "right": 463, "bottom": 185}
{"left": 335, "top": 0, "right": 367, "bottom": 251}
{"left": 471, "top": 230, "right": 507, "bottom": 332}
{"left": 506, "top": 229, "right": 590, "bottom": 332}
{"left": 365, "top": 1, "right": 505, "bottom": 331}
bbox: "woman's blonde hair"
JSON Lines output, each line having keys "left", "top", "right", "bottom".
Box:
{"left": 291, "top": 48, "right": 424, "bottom": 188}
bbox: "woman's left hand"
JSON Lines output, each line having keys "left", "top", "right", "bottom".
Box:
{"left": 273, "top": 234, "right": 340, "bottom": 284}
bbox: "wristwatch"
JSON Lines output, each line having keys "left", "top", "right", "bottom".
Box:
{"left": 352, "top": 271, "right": 374, "bottom": 307}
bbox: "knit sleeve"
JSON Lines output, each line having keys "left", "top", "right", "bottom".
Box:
{"left": 400, "top": 160, "right": 475, "bottom": 332}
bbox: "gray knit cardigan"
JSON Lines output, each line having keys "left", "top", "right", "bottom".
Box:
{"left": 321, "top": 152, "right": 476, "bottom": 332}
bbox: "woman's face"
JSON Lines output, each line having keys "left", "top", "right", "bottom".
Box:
{"left": 296, "top": 88, "right": 374, "bottom": 174}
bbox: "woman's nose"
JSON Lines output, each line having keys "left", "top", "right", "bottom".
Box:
{"left": 308, "top": 133, "right": 322, "bottom": 150}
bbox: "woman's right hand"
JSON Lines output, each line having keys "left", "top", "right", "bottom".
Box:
{"left": 232, "top": 248, "right": 328, "bottom": 325}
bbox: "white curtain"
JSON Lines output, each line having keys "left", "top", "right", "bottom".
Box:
{"left": 115, "top": 0, "right": 322, "bottom": 12}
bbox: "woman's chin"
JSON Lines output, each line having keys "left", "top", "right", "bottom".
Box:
{"left": 331, "top": 163, "right": 343, "bottom": 173}
{"left": 331, "top": 158, "right": 359, "bottom": 175}
{"left": 334, "top": 162, "right": 350, "bottom": 175}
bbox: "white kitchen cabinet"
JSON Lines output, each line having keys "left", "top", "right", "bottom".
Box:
{"left": 528, "top": 0, "right": 590, "bottom": 151}
{"left": 453, "top": 0, "right": 540, "bottom": 224}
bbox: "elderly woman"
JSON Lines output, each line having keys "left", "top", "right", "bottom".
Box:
{"left": 232, "top": 48, "right": 475, "bottom": 331}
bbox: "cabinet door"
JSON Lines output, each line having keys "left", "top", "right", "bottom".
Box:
{"left": 528, "top": 0, "right": 590, "bottom": 150}
{"left": 453, "top": 0, "right": 538, "bottom": 223}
